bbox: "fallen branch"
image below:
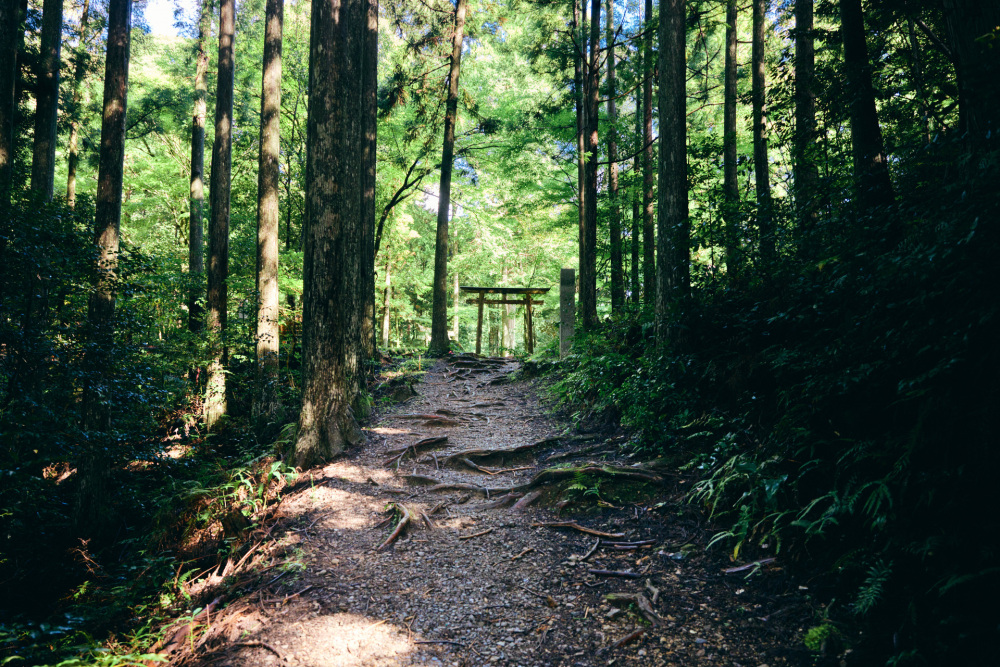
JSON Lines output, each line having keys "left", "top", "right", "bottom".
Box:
{"left": 532, "top": 521, "right": 625, "bottom": 539}
{"left": 722, "top": 557, "right": 776, "bottom": 574}
{"left": 582, "top": 539, "right": 601, "bottom": 561}
{"left": 458, "top": 527, "right": 494, "bottom": 540}
{"left": 611, "top": 628, "right": 645, "bottom": 649}
{"left": 376, "top": 503, "right": 414, "bottom": 551}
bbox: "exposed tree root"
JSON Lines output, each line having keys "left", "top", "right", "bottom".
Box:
{"left": 376, "top": 503, "right": 414, "bottom": 551}
{"left": 419, "top": 437, "right": 560, "bottom": 466}
{"left": 510, "top": 464, "right": 663, "bottom": 492}
{"left": 383, "top": 436, "right": 448, "bottom": 466}
{"left": 511, "top": 489, "right": 543, "bottom": 511}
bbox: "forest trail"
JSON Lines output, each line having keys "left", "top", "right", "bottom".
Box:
{"left": 174, "top": 357, "right": 808, "bottom": 667}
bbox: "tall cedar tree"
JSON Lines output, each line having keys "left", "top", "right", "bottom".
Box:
{"left": 579, "top": 0, "right": 600, "bottom": 327}
{"left": 574, "top": 0, "right": 585, "bottom": 280}
{"left": 752, "top": 0, "right": 774, "bottom": 266}
{"left": 642, "top": 0, "right": 654, "bottom": 303}
{"left": 942, "top": 1, "right": 1000, "bottom": 155}
{"left": 255, "top": 0, "right": 283, "bottom": 420}
{"left": 656, "top": 0, "right": 688, "bottom": 339}
{"left": 205, "top": 0, "right": 235, "bottom": 429}
{"left": 78, "top": 0, "right": 132, "bottom": 527}
{"left": 630, "top": 50, "right": 641, "bottom": 300}
{"left": 840, "top": 0, "right": 893, "bottom": 212}
{"left": 723, "top": 0, "right": 739, "bottom": 281}
{"left": 0, "top": 0, "right": 18, "bottom": 203}
{"left": 66, "top": 0, "right": 92, "bottom": 208}
{"left": 293, "top": 0, "right": 372, "bottom": 467}
{"left": 359, "top": 0, "right": 378, "bottom": 364}
{"left": 189, "top": 0, "right": 211, "bottom": 332}
{"left": 30, "top": 0, "right": 63, "bottom": 201}
{"left": 794, "top": 0, "right": 818, "bottom": 239}
{"left": 606, "top": 0, "right": 623, "bottom": 312}
{"left": 429, "top": 0, "right": 468, "bottom": 355}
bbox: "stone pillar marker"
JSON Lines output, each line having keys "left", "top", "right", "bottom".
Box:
{"left": 560, "top": 268, "right": 575, "bottom": 358}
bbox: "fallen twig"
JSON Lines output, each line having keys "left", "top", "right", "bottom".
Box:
{"left": 722, "top": 557, "right": 776, "bottom": 574}
{"left": 582, "top": 539, "right": 601, "bottom": 561}
{"left": 645, "top": 579, "right": 661, "bottom": 606}
{"left": 415, "top": 639, "right": 467, "bottom": 647}
{"left": 532, "top": 521, "right": 625, "bottom": 539}
{"left": 589, "top": 569, "right": 640, "bottom": 579}
{"left": 458, "top": 527, "right": 494, "bottom": 540}
{"left": 234, "top": 641, "right": 284, "bottom": 659}
{"left": 510, "top": 547, "right": 535, "bottom": 561}
{"left": 611, "top": 628, "right": 645, "bottom": 649}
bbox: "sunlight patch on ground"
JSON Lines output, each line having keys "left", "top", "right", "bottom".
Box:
{"left": 370, "top": 426, "right": 413, "bottom": 436}
{"left": 321, "top": 460, "right": 399, "bottom": 486}
{"left": 273, "top": 613, "right": 415, "bottom": 666}
{"left": 306, "top": 487, "right": 383, "bottom": 530}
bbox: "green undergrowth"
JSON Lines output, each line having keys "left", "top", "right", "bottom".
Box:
{"left": 549, "top": 164, "right": 999, "bottom": 665}
{"left": 0, "top": 423, "right": 296, "bottom": 667}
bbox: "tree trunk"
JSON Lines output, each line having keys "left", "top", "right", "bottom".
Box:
{"left": 382, "top": 259, "right": 391, "bottom": 349}
{"left": 794, "top": 0, "right": 819, "bottom": 242}
{"left": 429, "top": 0, "right": 468, "bottom": 355}
{"left": 580, "top": 0, "right": 600, "bottom": 328}
{"left": 630, "top": 61, "right": 641, "bottom": 302}
{"left": 77, "top": 0, "right": 132, "bottom": 529}
{"left": 188, "top": 0, "right": 211, "bottom": 333}
{"left": 752, "top": 0, "right": 774, "bottom": 268}
{"left": 452, "top": 271, "right": 460, "bottom": 341}
{"left": 642, "top": 0, "right": 655, "bottom": 304}
{"left": 66, "top": 0, "right": 91, "bottom": 209}
{"left": 359, "top": 0, "right": 378, "bottom": 364}
{"left": 0, "top": 0, "right": 20, "bottom": 203}
{"left": 255, "top": 0, "right": 283, "bottom": 422}
{"left": 942, "top": 0, "right": 1000, "bottom": 155}
{"left": 574, "top": 0, "right": 585, "bottom": 297}
{"left": 30, "top": 0, "right": 63, "bottom": 202}
{"left": 656, "top": 0, "right": 688, "bottom": 341}
{"left": 293, "top": 0, "right": 370, "bottom": 468}
{"left": 606, "top": 0, "right": 623, "bottom": 312}
{"left": 723, "top": 0, "right": 740, "bottom": 282}
{"left": 840, "top": 0, "right": 893, "bottom": 211}
{"left": 205, "top": 0, "right": 235, "bottom": 430}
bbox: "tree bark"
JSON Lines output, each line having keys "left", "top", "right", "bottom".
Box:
{"left": 66, "top": 0, "right": 91, "bottom": 209}
{"left": 580, "top": 0, "right": 600, "bottom": 328}
{"left": 656, "top": 0, "right": 688, "bottom": 341}
{"left": 793, "top": 0, "right": 818, "bottom": 241}
{"left": 205, "top": 0, "right": 235, "bottom": 430}
{"left": 30, "top": 0, "right": 63, "bottom": 202}
{"left": 188, "top": 0, "right": 211, "bottom": 333}
{"left": 606, "top": 0, "right": 623, "bottom": 312}
{"left": 452, "top": 271, "right": 460, "bottom": 341}
{"left": 255, "top": 0, "right": 283, "bottom": 422}
{"left": 574, "top": 0, "right": 586, "bottom": 313}
{"left": 840, "top": 0, "right": 893, "bottom": 211}
{"left": 752, "top": 0, "right": 774, "bottom": 268}
{"left": 78, "top": 0, "right": 132, "bottom": 529}
{"left": 942, "top": 0, "right": 1000, "bottom": 155}
{"left": 630, "top": 56, "right": 641, "bottom": 302}
{"left": 359, "top": 0, "right": 378, "bottom": 365}
{"left": 642, "top": 0, "right": 655, "bottom": 304}
{"left": 381, "top": 258, "right": 392, "bottom": 349}
{"left": 293, "top": 0, "right": 370, "bottom": 468}
{"left": 0, "top": 0, "right": 20, "bottom": 204}
{"left": 429, "top": 0, "right": 468, "bottom": 355}
{"left": 723, "top": 0, "right": 740, "bottom": 282}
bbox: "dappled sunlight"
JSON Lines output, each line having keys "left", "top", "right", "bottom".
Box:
{"left": 320, "top": 460, "right": 400, "bottom": 486}
{"left": 370, "top": 426, "right": 414, "bottom": 436}
{"left": 264, "top": 612, "right": 416, "bottom": 666}
{"left": 305, "top": 486, "right": 383, "bottom": 530}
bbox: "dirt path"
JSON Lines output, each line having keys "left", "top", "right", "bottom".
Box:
{"left": 179, "top": 357, "right": 812, "bottom": 667}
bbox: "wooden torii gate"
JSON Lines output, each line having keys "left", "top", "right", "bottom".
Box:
{"left": 460, "top": 286, "right": 550, "bottom": 355}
